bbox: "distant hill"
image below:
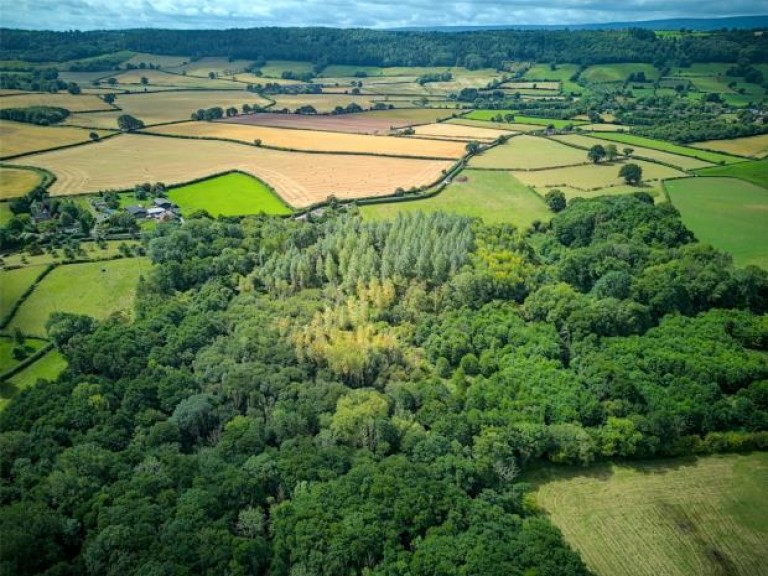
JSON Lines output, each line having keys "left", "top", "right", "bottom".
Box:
{"left": 392, "top": 15, "right": 768, "bottom": 32}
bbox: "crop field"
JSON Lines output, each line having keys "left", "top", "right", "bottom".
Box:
{"left": 0, "top": 93, "right": 114, "bottom": 112}
{"left": 552, "top": 134, "right": 713, "bottom": 170}
{"left": 447, "top": 118, "right": 541, "bottom": 133}
{"left": 108, "top": 91, "right": 268, "bottom": 126}
{"left": 665, "top": 177, "right": 768, "bottom": 268}
{"left": 269, "top": 93, "right": 403, "bottom": 114}
{"left": 167, "top": 172, "right": 292, "bottom": 217}
{"left": 0, "top": 166, "right": 42, "bottom": 198}
{"left": 121, "top": 52, "right": 191, "bottom": 69}
{"left": 361, "top": 169, "right": 551, "bottom": 228}
{"left": 692, "top": 134, "right": 768, "bottom": 159}
{"left": 589, "top": 132, "right": 744, "bottom": 165}
{"left": 15, "top": 133, "right": 453, "bottom": 207}
{"left": 0, "top": 266, "right": 45, "bottom": 319}
{"left": 148, "top": 121, "right": 465, "bottom": 158}
{"left": 221, "top": 108, "right": 457, "bottom": 134}
{"left": 512, "top": 159, "right": 685, "bottom": 191}
{"left": 8, "top": 258, "right": 148, "bottom": 337}
{"left": 0, "top": 119, "right": 114, "bottom": 159}
{"left": 580, "top": 63, "right": 661, "bottom": 84}
{"left": 532, "top": 453, "right": 768, "bottom": 576}
{"left": 411, "top": 122, "right": 516, "bottom": 141}
{"left": 694, "top": 159, "right": 768, "bottom": 189}
{"left": 175, "top": 57, "right": 255, "bottom": 77}
{"left": 469, "top": 135, "right": 589, "bottom": 170}
{"left": 111, "top": 69, "right": 242, "bottom": 90}
{"left": 0, "top": 350, "right": 67, "bottom": 411}
{"left": 465, "top": 110, "right": 586, "bottom": 128}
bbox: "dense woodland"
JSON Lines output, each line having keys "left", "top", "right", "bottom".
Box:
{"left": 2, "top": 195, "right": 767, "bottom": 575}
{"left": 1, "top": 27, "right": 767, "bottom": 68}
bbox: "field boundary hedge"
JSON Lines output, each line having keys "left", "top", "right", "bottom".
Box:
{"left": 0, "top": 342, "right": 55, "bottom": 383}
{"left": 0, "top": 264, "right": 55, "bottom": 330}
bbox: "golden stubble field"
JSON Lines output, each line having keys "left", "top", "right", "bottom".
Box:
{"left": 0, "top": 120, "right": 115, "bottom": 158}
{"left": 692, "top": 134, "right": 768, "bottom": 158}
{"left": 513, "top": 159, "right": 685, "bottom": 190}
{"left": 469, "top": 134, "right": 589, "bottom": 169}
{"left": 11, "top": 133, "right": 453, "bottom": 207}
{"left": 147, "top": 121, "right": 465, "bottom": 158}
{"left": 0, "top": 166, "right": 42, "bottom": 199}
{"left": 412, "top": 122, "right": 517, "bottom": 141}
{"left": 0, "top": 93, "right": 114, "bottom": 112}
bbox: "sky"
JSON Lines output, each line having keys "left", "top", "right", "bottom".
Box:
{"left": 1, "top": 0, "right": 766, "bottom": 30}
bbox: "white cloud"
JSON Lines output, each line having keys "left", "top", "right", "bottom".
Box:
{"left": 2, "top": 0, "right": 765, "bottom": 30}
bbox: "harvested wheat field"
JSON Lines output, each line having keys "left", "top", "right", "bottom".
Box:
{"left": 412, "top": 122, "right": 516, "bottom": 142}
{"left": 147, "top": 121, "right": 464, "bottom": 158}
{"left": 0, "top": 166, "right": 43, "bottom": 199}
{"left": 470, "top": 135, "right": 588, "bottom": 169}
{"left": 15, "top": 133, "right": 453, "bottom": 207}
{"left": 552, "top": 134, "right": 713, "bottom": 171}
{"left": 0, "top": 92, "right": 114, "bottom": 112}
{"left": 0, "top": 119, "right": 115, "bottom": 158}
{"left": 223, "top": 108, "right": 457, "bottom": 134}
{"left": 692, "top": 134, "right": 768, "bottom": 159}
{"left": 512, "top": 160, "right": 684, "bottom": 191}
{"left": 270, "top": 94, "right": 403, "bottom": 114}
{"left": 112, "top": 69, "right": 242, "bottom": 90}
{"left": 447, "top": 118, "right": 541, "bottom": 133}
{"left": 99, "top": 91, "right": 269, "bottom": 126}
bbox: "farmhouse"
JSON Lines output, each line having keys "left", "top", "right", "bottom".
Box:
{"left": 125, "top": 205, "right": 147, "bottom": 218}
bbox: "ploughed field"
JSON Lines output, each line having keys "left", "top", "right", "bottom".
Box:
{"left": 12, "top": 134, "right": 453, "bottom": 207}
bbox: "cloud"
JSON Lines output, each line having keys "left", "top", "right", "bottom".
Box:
{"left": 2, "top": 0, "right": 766, "bottom": 30}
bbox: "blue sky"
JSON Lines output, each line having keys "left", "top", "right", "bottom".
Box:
{"left": 2, "top": 0, "right": 766, "bottom": 30}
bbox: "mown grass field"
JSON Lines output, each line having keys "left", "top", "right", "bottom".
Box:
{"left": 692, "top": 134, "right": 768, "bottom": 159}
{"left": 694, "top": 159, "right": 768, "bottom": 189}
{"left": 361, "top": 169, "right": 551, "bottom": 228}
{"left": 168, "top": 172, "right": 292, "bottom": 217}
{"left": 523, "top": 63, "right": 582, "bottom": 94}
{"left": 148, "top": 121, "right": 465, "bottom": 158}
{"left": 531, "top": 453, "right": 768, "bottom": 576}
{"left": 553, "top": 133, "right": 713, "bottom": 171}
{"left": 0, "top": 265, "right": 46, "bottom": 320}
{"left": 469, "top": 135, "right": 588, "bottom": 170}
{"left": 0, "top": 120, "right": 114, "bottom": 159}
{"left": 16, "top": 134, "right": 452, "bottom": 207}
{"left": 112, "top": 68, "right": 242, "bottom": 90}
{"left": 0, "top": 166, "right": 43, "bottom": 198}
{"left": 8, "top": 258, "right": 148, "bottom": 337}
{"left": 590, "top": 132, "right": 743, "bottom": 165}
{"left": 665, "top": 177, "right": 768, "bottom": 269}
{"left": 466, "top": 110, "right": 586, "bottom": 129}
{"left": 513, "top": 159, "right": 684, "bottom": 191}
{"left": 556, "top": 183, "right": 665, "bottom": 202}
{"left": 0, "top": 350, "right": 67, "bottom": 411}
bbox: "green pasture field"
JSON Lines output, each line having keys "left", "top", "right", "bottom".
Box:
{"left": 513, "top": 159, "right": 684, "bottom": 192}
{"left": 670, "top": 63, "right": 733, "bottom": 76}
{"left": 0, "top": 202, "right": 13, "bottom": 226}
{"left": 554, "top": 134, "right": 713, "bottom": 171}
{"left": 665, "top": 176, "right": 768, "bottom": 269}
{"left": 581, "top": 63, "right": 660, "bottom": 84}
{"left": 523, "top": 63, "right": 582, "bottom": 93}
{"left": 1, "top": 240, "right": 143, "bottom": 269}
{"left": 8, "top": 258, "right": 148, "bottom": 337}
{"left": 0, "top": 336, "right": 45, "bottom": 374}
{"left": 319, "top": 65, "right": 387, "bottom": 77}
{"left": 0, "top": 350, "right": 67, "bottom": 411}
{"left": 694, "top": 159, "right": 768, "bottom": 189}
{"left": 361, "top": 169, "right": 551, "bottom": 229}
{"left": 167, "top": 172, "right": 292, "bottom": 217}
{"left": 692, "top": 134, "right": 768, "bottom": 159}
{"left": 556, "top": 183, "right": 664, "bottom": 202}
{"left": 469, "top": 135, "right": 588, "bottom": 170}
{"left": 530, "top": 452, "right": 768, "bottom": 576}
{"left": 466, "top": 110, "right": 586, "bottom": 129}
{"left": 590, "top": 132, "right": 743, "bottom": 165}
{"left": 447, "top": 118, "right": 541, "bottom": 133}
{"left": 0, "top": 265, "right": 46, "bottom": 321}
{"left": 260, "top": 60, "right": 315, "bottom": 78}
